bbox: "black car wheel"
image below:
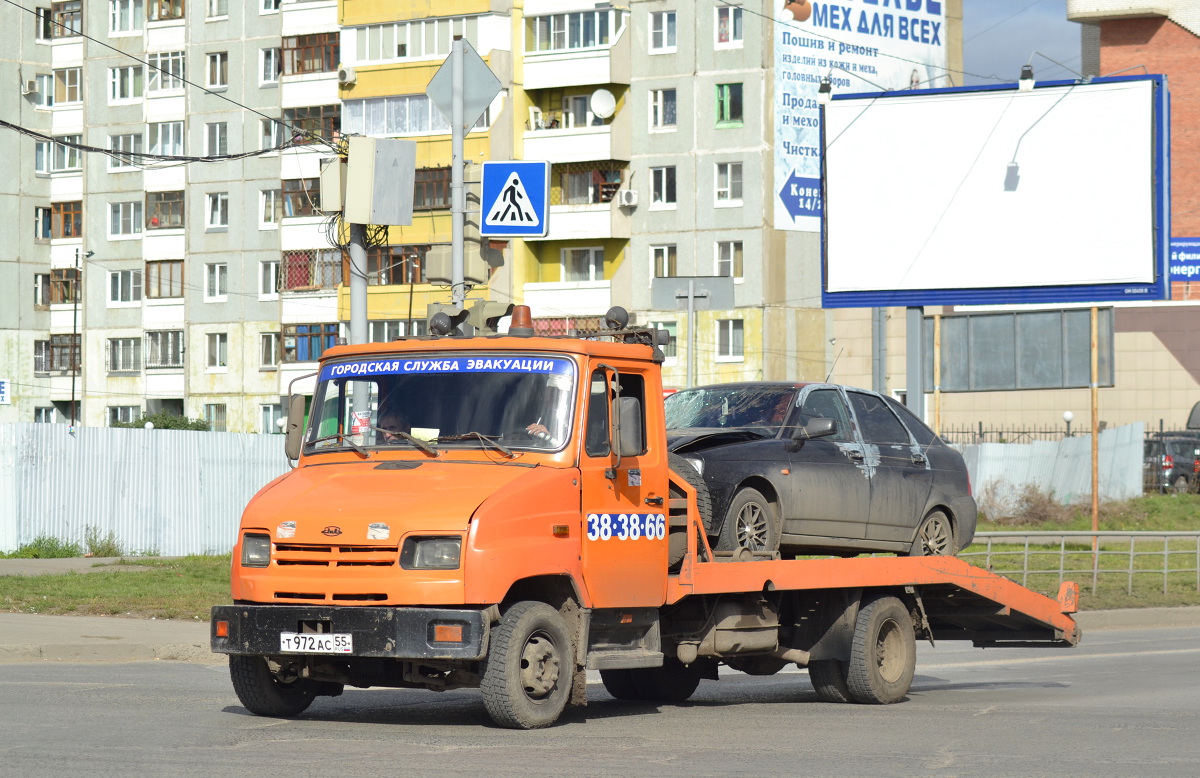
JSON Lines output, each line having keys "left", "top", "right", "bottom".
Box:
{"left": 909, "top": 510, "right": 956, "bottom": 556}
{"left": 718, "top": 487, "right": 779, "bottom": 554}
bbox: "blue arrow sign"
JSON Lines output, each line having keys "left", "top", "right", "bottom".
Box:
{"left": 778, "top": 170, "right": 822, "bottom": 222}
{"left": 481, "top": 161, "right": 550, "bottom": 237}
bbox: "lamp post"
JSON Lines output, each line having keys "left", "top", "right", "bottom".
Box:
{"left": 1063, "top": 410, "right": 1074, "bottom": 438}
{"left": 69, "top": 248, "right": 93, "bottom": 429}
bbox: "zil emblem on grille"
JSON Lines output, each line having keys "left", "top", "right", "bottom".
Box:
{"left": 322, "top": 526, "right": 343, "bottom": 537}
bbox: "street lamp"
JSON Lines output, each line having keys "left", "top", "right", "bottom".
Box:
{"left": 1063, "top": 410, "right": 1074, "bottom": 437}
{"left": 69, "top": 248, "right": 94, "bottom": 430}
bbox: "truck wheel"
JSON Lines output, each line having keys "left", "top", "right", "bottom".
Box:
{"left": 717, "top": 488, "right": 779, "bottom": 554}
{"left": 807, "top": 659, "right": 853, "bottom": 703}
{"left": 909, "top": 510, "right": 955, "bottom": 556}
{"left": 600, "top": 669, "right": 645, "bottom": 700}
{"left": 846, "top": 596, "right": 916, "bottom": 704}
{"left": 667, "top": 454, "right": 714, "bottom": 568}
{"left": 631, "top": 659, "right": 702, "bottom": 703}
{"left": 481, "top": 601, "right": 573, "bottom": 729}
{"left": 228, "top": 655, "right": 318, "bottom": 717}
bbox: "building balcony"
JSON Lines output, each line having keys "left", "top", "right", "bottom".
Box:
{"left": 526, "top": 202, "right": 631, "bottom": 242}
{"left": 523, "top": 119, "right": 630, "bottom": 163}
{"left": 523, "top": 281, "right": 612, "bottom": 317}
{"left": 523, "top": 25, "right": 630, "bottom": 90}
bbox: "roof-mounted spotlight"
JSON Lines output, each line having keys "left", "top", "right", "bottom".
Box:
{"left": 1018, "top": 64, "right": 1035, "bottom": 92}
{"left": 817, "top": 76, "right": 833, "bottom": 106}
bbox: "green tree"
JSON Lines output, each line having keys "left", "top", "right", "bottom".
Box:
{"left": 111, "top": 411, "right": 211, "bottom": 431}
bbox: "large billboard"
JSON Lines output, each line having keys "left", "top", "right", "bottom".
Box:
{"left": 821, "top": 76, "right": 1170, "bottom": 306}
{"left": 774, "top": 0, "right": 948, "bottom": 232}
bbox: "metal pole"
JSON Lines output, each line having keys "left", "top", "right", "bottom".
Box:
{"left": 70, "top": 248, "right": 79, "bottom": 429}
{"left": 348, "top": 222, "right": 369, "bottom": 418}
{"left": 871, "top": 307, "right": 886, "bottom": 394}
{"left": 1091, "top": 306, "right": 1100, "bottom": 556}
{"left": 686, "top": 279, "right": 696, "bottom": 389}
{"left": 933, "top": 313, "right": 942, "bottom": 435}
{"left": 451, "top": 38, "right": 466, "bottom": 310}
{"left": 905, "top": 306, "right": 925, "bottom": 419}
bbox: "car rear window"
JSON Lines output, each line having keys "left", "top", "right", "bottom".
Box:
{"left": 885, "top": 397, "right": 938, "bottom": 446}
{"left": 848, "top": 392, "right": 911, "bottom": 445}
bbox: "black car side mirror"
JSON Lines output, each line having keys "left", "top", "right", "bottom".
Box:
{"left": 790, "top": 417, "right": 837, "bottom": 445}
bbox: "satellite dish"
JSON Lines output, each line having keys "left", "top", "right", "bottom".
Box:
{"left": 589, "top": 89, "right": 616, "bottom": 120}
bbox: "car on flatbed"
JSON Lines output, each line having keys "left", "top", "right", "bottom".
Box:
{"left": 665, "top": 382, "right": 977, "bottom": 558}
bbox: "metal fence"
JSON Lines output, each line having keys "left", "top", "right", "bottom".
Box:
{"left": 963, "top": 531, "right": 1200, "bottom": 595}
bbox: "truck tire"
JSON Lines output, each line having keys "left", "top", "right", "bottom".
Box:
{"left": 807, "top": 659, "right": 853, "bottom": 703}
{"left": 717, "top": 487, "right": 780, "bottom": 554}
{"left": 631, "top": 659, "right": 702, "bottom": 703}
{"left": 846, "top": 596, "right": 916, "bottom": 704}
{"left": 908, "top": 510, "right": 956, "bottom": 556}
{"left": 481, "top": 601, "right": 573, "bottom": 729}
{"left": 599, "top": 669, "right": 645, "bottom": 701}
{"left": 228, "top": 655, "right": 318, "bottom": 717}
{"left": 667, "top": 454, "right": 714, "bottom": 568}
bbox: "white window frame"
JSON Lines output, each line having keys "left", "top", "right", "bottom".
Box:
{"left": 260, "top": 403, "right": 283, "bottom": 433}
{"left": 147, "top": 51, "right": 185, "bottom": 93}
{"left": 54, "top": 67, "right": 81, "bottom": 105}
{"left": 259, "top": 47, "right": 281, "bottom": 85}
{"left": 560, "top": 246, "right": 604, "bottom": 283}
{"left": 260, "top": 332, "right": 279, "bottom": 368}
{"left": 108, "top": 133, "right": 142, "bottom": 170}
{"left": 108, "top": 405, "right": 140, "bottom": 425}
{"left": 715, "top": 161, "right": 743, "bottom": 206}
{"left": 649, "top": 320, "right": 678, "bottom": 362}
{"left": 35, "top": 407, "right": 57, "bottom": 423}
{"left": 204, "top": 403, "right": 228, "bottom": 432}
{"left": 260, "top": 118, "right": 284, "bottom": 152}
{"left": 715, "top": 5, "right": 743, "bottom": 49}
{"left": 109, "top": 0, "right": 143, "bottom": 35}
{"left": 107, "top": 338, "right": 141, "bottom": 373}
{"left": 207, "top": 0, "right": 228, "bottom": 20}
{"left": 207, "top": 332, "right": 229, "bottom": 370}
{"left": 107, "top": 269, "right": 143, "bottom": 306}
{"left": 145, "top": 329, "right": 184, "bottom": 368}
{"left": 34, "top": 74, "right": 54, "bottom": 108}
{"left": 650, "top": 88, "right": 677, "bottom": 131}
{"left": 205, "top": 121, "right": 228, "bottom": 156}
{"left": 259, "top": 189, "right": 280, "bottom": 228}
{"left": 206, "top": 52, "right": 229, "bottom": 89}
{"left": 651, "top": 165, "right": 677, "bottom": 208}
{"left": 108, "top": 65, "right": 143, "bottom": 103}
{"left": 259, "top": 260, "right": 279, "bottom": 299}
{"left": 148, "top": 120, "right": 184, "bottom": 156}
{"left": 652, "top": 244, "right": 677, "bottom": 278}
{"left": 206, "top": 192, "right": 229, "bottom": 230}
{"left": 205, "top": 263, "right": 228, "bottom": 301}
{"left": 260, "top": 0, "right": 280, "bottom": 14}
{"left": 34, "top": 206, "right": 52, "bottom": 240}
{"left": 715, "top": 240, "right": 744, "bottom": 279}
{"left": 650, "top": 11, "right": 676, "bottom": 53}
{"left": 716, "top": 318, "right": 745, "bottom": 361}
{"left": 108, "top": 201, "right": 143, "bottom": 238}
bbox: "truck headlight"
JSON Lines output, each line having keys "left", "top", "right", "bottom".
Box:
{"left": 400, "top": 536, "right": 462, "bottom": 570}
{"left": 241, "top": 533, "right": 271, "bottom": 567}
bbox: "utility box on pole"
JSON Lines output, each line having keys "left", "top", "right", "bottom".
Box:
{"left": 344, "top": 137, "right": 417, "bottom": 226}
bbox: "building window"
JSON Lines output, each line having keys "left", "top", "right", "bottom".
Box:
{"left": 206, "top": 192, "right": 229, "bottom": 229}
{"left": 148, "top": 0, "right": 184, "bottom": 22}
{"left": 108, "top": 66, "right": 144, "bottom": 102}
{"left": 49, "top": 333, "right": 80, "bottom": 372}
{"left": 35, "top": 7, "right": 53, "bottom": 40}
{"left": 282, "top": 178, "right": 321, "bottom": 217}
{"left": 260, "top": 189, "right": 280, "bottom": 226}
{"left": 342, "top": 96, "right": 446, "bottom": 137}
{"left": 562, "top": 247, "right": 604, "bottom": 283}
{"left": 716, "top": 5, "right": 743, "bottom": 47}
{"left": 109, "top": 133, "right": 143, "bottom": 170}
{"left": 51, "top": 201, "right": 82, "bottom": 239}
{"left": 109, "top": 0, "right": 143, "bottom": 34}
{"left": 260, "top": 403, "right": 283, "bottom": 433}
{"left": 650, "top": 321, "right": 678, "bottom": 358}
{"left": 358, "top": 15, "right": 481, "bottom": 61}
{"left": 260, "top": 118, "right": 285, "bottom": 150}
{"left": 145, "top": 260, "right": 183, "bottom": 298}
{"left": 206, "top": 332, "right": 228, "bottom": 368}
{"left": 205, "top": 122, "right": 227, "bottom": 156}
{"left": 206, "top": 0, "right": 227, "bottom": 18}
{"left": 363, "top": 246, "right": 427, "bottom": 285}
{"left": 283, "top": 105, "right": 340, "bottom": 144}
{"left": 147, "top": 52, "right": 185, "bottom": 92}
{"left": 109, "top": 201, "right": 143, "bottom": 237}
{"left": 205, "top": 263, "right": 228, "bottom": 301}
{"left": 205, "top": 404, "right": 227, "bottom": 432}
{"left": 716, "top": 83, "right": 744, "bottom": 126}
{"left": 716, "top": 241, "right": 744, "bottom": 278}
{"left": 54, "top": 68, "right": 81, "bottom": 105}
{"left": 414, "top": 168, "right": 451, "bottom": 210}
{"left": 650, "top": 11, "right": 676, "bottom": 52}
{"left": 36, "top": 136, "right": 83, "bottom": 174}
{"left": 146, "top": 191, "right": 184, "bottom": 229}
{"left": 716, "top": 162, "right": 743, "bottom": 204}
{"left": 260, "top": 332, "right": 279, "bottom": 367}
{"left": 109, "top": 269, "right": 143, "bottom": 303}
{"left": 282, "top": 32, "right": 339, "bottom": 75}
{"left": 149, "top": 120, "right": 184, "bottom": 156}
{"left": 524, "top": 9, "right": 626, "bottom": 52}
{"left": 50, "top": 268, "right": 79, "bottom": 304}
{"left": 651, "top": 166, "right": 676, "bottom": 206}
{"left": 652, "top": 244, "right": 677, "bottom": 278}
{"left": 206, "top": 52, "right": 228, "bottom": 88}
{"left": 368, "top": 320, "right": 426, "bottom": 341}
{"left": 717, "top": 319, "right": 744, "bottom": 359}
{"left": 259, "top": 260, "right": 279, "bottom": 296}
{"left": 650, "top": 89, "right": 676, "bottom": 130}
{"left": 108, "top": 406, "right": 139, "bottom": 425}
{"left": 35, "top": 407, "right": 56, "bottom": 423}
{"left": 259, "top": 47, "right": 281, "bottom": 84}
{"left": 34, "top": 74, "right": 54, "bottom": 108}
{"left": 261, "top": 0, "right": 279, "bottom": 13}
{"left": 282, "top": 323, "right": 339, "bottom": 363}
{"left": 281, "top": 249, "right": 343, "bottom": 290}
{"left": 107, "top": 338, "right": 141, "bottom": 372}
{"left": 145, "top": 330, "right": 184, "bottom": 368}
{"left": 35, "top": 206, "right": 53, "bottom": 240}
{"left": 51, "top": 1, "right": 82, "bottom": 37}
{"left": 34, "top": 273, "right": 51, "bottom": 307}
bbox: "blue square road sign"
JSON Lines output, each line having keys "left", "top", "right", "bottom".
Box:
{"left": 480, "top": 161, "right": 550, "bottom": 238}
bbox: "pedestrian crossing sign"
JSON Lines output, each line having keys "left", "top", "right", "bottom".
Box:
{"left": 480, "top": 161, "right": 550, "bottom": 237}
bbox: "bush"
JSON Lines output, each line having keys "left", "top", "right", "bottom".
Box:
{"left": 2, "top": 536, "right": 83, "bottom": 559}
{"left": 978, "top": 480, "right": 1072, "bottom": 526}
{"left": 110, "top": 411, "right": 209, "bottom": 431}
{"left": 84, "top": 527, "right": 123, "bottom": 558}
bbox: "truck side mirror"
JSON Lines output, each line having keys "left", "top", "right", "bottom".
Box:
{"left": 616, "top": 396, "right": 643, "bottom": 457}
{"left": 284, "top": 394, "right": 307, "bottom": 461}
{"left": 791, "top": 416, "right": 836, "bottom": 442}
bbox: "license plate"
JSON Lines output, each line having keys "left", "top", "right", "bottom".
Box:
{"left": 279, "top": 632, "right": 353, "bottom": 654}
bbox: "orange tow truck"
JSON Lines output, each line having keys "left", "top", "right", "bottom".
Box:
{"left": 211, "top": 306, "right": 1080, "bottom": 729}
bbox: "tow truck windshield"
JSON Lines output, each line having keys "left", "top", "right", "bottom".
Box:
{"left": 304, "top": 353, "right": 577, "bottom": 454}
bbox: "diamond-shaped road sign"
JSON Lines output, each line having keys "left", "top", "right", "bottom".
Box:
{"left": 427, "top": 40, "right": 502, "bottom": 128}
{"left": 480, "top": 161, "right": 550, "bottom": 238}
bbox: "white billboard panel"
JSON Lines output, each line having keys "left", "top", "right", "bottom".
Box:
{"left": 822, "top": 77, "right": 1169, "bottom": 305}
{"left": 774, "top": 1, "right": 948, "bottom": 232}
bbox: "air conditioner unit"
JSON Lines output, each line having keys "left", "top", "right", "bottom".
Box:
{"left": 337, "top": 66, "right": 356, "bottom": 85}
{"left": 22, "top": 79, "right": 38, "bottom": 95}
{"left": 618, "top": 189, "right": 638, "bottom": 208}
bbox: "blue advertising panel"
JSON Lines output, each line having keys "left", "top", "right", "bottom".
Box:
{"left": 1170, "top": 238, "right": 1200, "bottom": 282}
{"left": 480, "top": 161, "right": 550, "bottom": 237}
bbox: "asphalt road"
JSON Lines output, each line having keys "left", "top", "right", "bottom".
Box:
{"left": 1, "top": 625, "right": 1197, "bottom": 778}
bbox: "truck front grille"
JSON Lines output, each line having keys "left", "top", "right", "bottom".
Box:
{"left": 274, "top": 543, "right": 398, "bottom": 568}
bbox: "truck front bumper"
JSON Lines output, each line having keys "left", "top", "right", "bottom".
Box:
{"left": 210, "top": 604, "right": 488, "bottom": 661}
